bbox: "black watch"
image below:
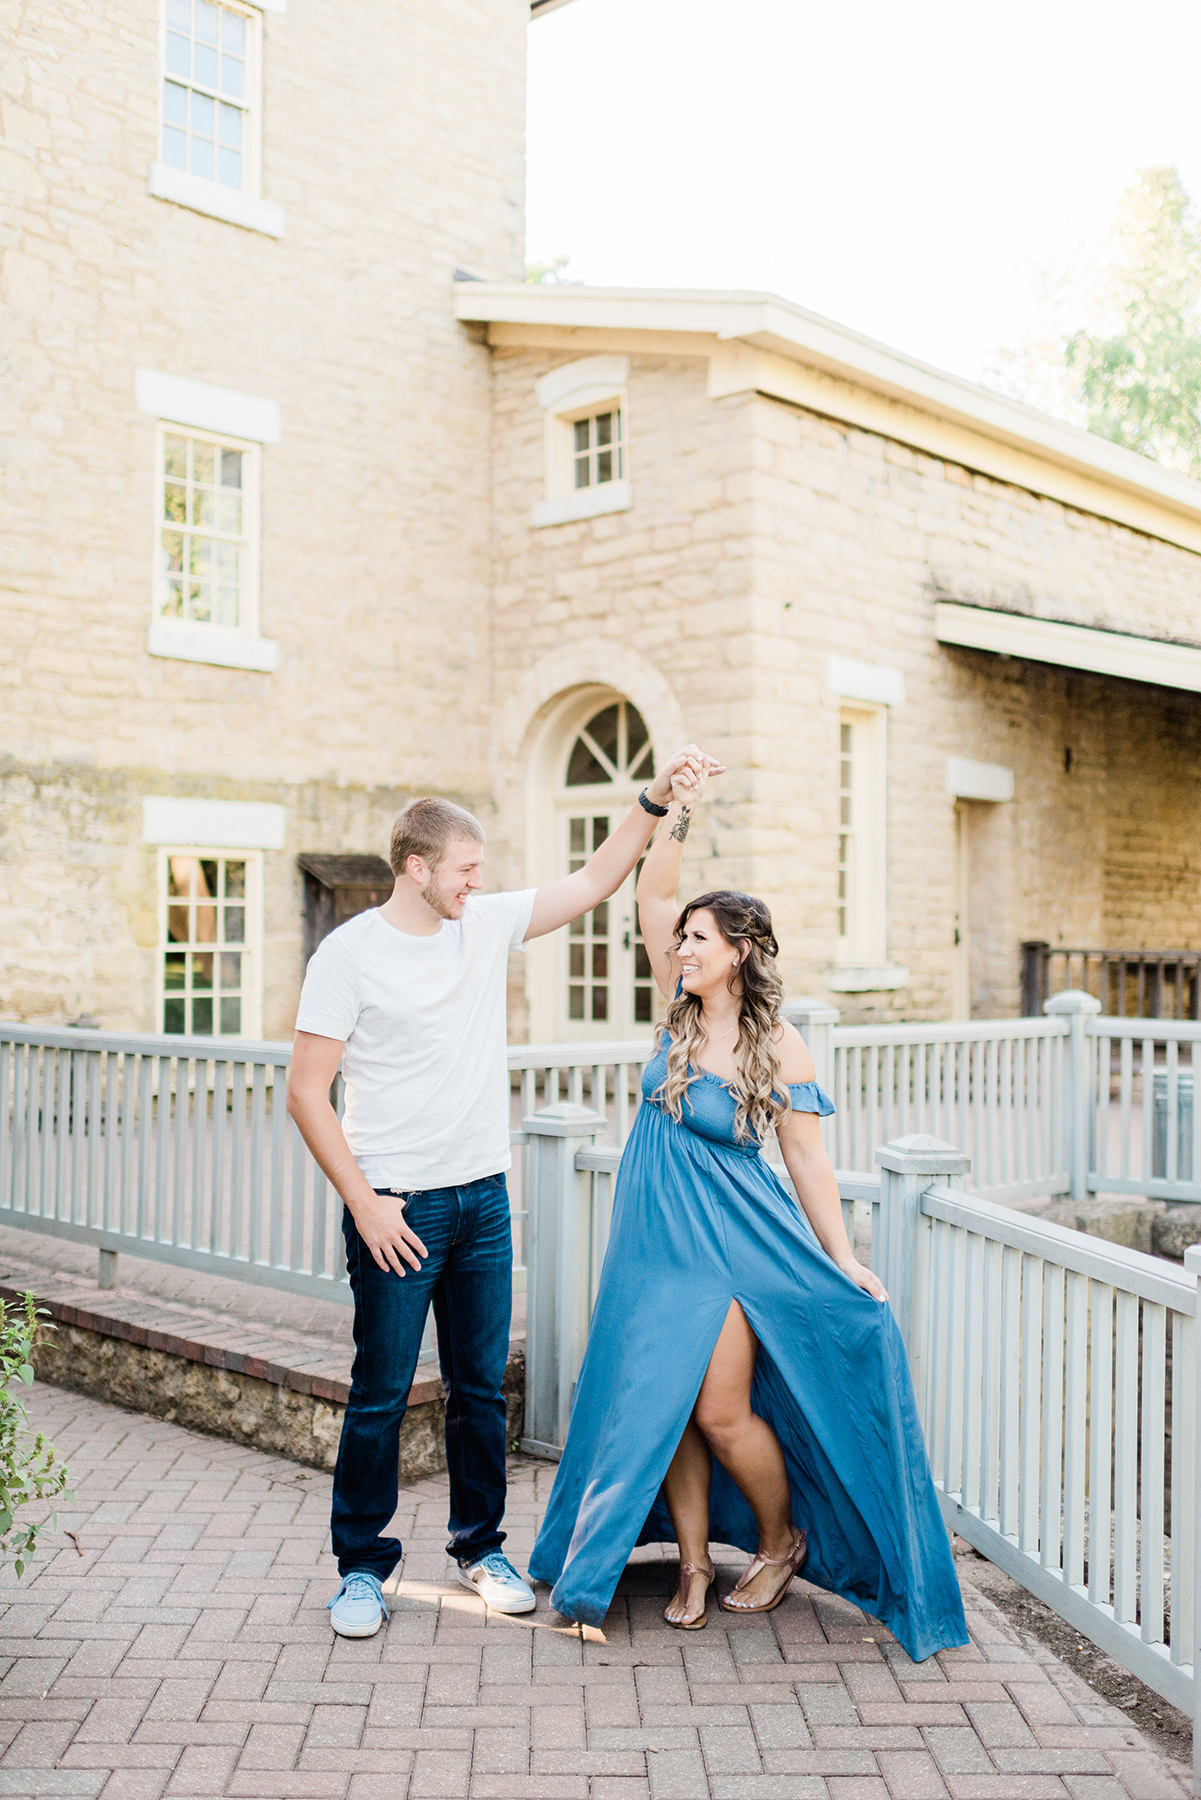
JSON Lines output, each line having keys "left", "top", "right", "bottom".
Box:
{"left": 638, "top": 786, "right": 670, "bottom": 818}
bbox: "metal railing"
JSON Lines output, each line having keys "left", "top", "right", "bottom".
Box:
{"left": 1023, "top": 941, "right": 1201, "bottom": 1021}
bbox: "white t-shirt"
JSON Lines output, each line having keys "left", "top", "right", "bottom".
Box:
{"left": 294, "top": 890, "right": 536, "bottom": 1191}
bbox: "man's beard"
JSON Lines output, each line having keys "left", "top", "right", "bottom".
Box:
{"left": 425, "top": 879, "right": 465, "bottom": 920}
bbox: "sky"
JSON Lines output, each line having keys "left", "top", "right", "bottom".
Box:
{"left": 526, "top": 0, "right": 1201, "bottom": 389}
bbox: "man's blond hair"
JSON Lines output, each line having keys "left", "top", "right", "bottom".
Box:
{"left": 389, "top": 798, "right": 484, "bottom": 878}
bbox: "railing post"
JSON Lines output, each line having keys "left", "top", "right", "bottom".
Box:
{"left": 782, "top": 997, "right": 839, "bottom": 1091}
{"left": 97, "top": 1249, "right": 118, "bottom": 1290}
{"left": 1044, "top": 989, "right": 1101, "bottom": 1201}
{"left": 1184, "top": 1243, "right": 1201, "bottom": 1797}
{"left": 521, "top": 1102, "right": 607, "bottom": 1460}
{"left": 875, "top": 1135, "right": 971, "bottom": 1360}
{"left": 1020, "top": 941, "right": 1050, "bottom": 1017}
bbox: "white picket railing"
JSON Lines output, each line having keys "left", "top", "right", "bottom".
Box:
{"left": 1090, "top": 1016, "right": 1201, "bottom": 1203}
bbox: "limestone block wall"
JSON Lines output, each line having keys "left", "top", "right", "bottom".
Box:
{"left": 752, "top": 397, "right": 1201, "bottom": 1019}
{"left": 1, "top": 0, "right": 528, "bottom": 1029}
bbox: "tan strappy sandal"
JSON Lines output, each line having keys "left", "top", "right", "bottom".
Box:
{"left": 719, "top": 1530, "right": 808, "bottom": 1615}
{"left": 665, "top": 1558, "right": 715, "bottom": 1630}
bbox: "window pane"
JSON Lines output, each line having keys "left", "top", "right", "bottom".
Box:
{"left": 164, "top": 998, "right": 186, "bottom": 1034}
{"left": 192, "top": 998, "right": 213, "bottom": 1034}
{"left": 634, "top": 987, "right": 653, "bottom": 1024}
{"left": 592, "top": 944, "right": 608, "bottom": 979}
{"left": 191, "top": 89, "right": 215, "bottom": 135}
{"left": 162, "top": 576, "right": 184, "bottom": 617}
{"left": 220, "top": 997, "right": 241, "bottom": 1034}
{"left": 193, "top": 443, "right": 215, "bottom": 484}
{"left": 161, "top": 531, "right": 184, "bottom": 572}
{"left": 163, "top": 481, "right": 186, "bottom": 524}
{"left": 597, "top": 449, "right": 612, "bottom": 483}
{"left": 224, "top": 906, "right": 245, "bottom": 943}
{"left": 215, "top": 585, "right": 239, "bottom": 626}
{"left": 192, "top": 953, "right": 213, "bottom": 992}
{"left": 588, "top": 704, "right": 619, "bottom": 766}
{"left": 220, "top": 54, "right": 245, "bottom": 100}
{"left": 188, "top": 581, "right": 210, "bottom": 621}
{"left": 164, "top": 435, "right": 189, "bottom": 479}
{"left": 566, "top": 736, "right": 608, "bottom": 785}
{"left": 569, "top": 944, "right": 584, "bottom": 979}
{"left": 215, "top": 542, "right": 238, "bottom": 581}
{"left": 595, "top": 412, "right": 612, "bottom": 447}
{"left": 191, "top": 135, "right": 214, "bottom": 178}
{"left": 195, "top": 1, "right": 219, "bottom": 42}
{"left": 164, "top": 953, "right": 186, "bottom": 990}
{"left": 591, "top": 987, "right": 608, "bottom": 1021}
{"left": 163, "top": 79, "right": 188, "bottom": 126}
{"left": 569, "top": 818, "right": 585, "bottom": 854}
{"left": 163, "top": 125, "right": 188, "bottom": 168}
{"left": 168, "top": 857, "right": 195, "bottom": 897}
{"left": 217, "top": 101, "right": 242, "bottom": 147}
{"left": 188, "top": 538, "right": 212, "bottom": 575}
{"left": 220, "top": 952, "right": 242, "bottom": 988}
{"left": 592, "top": 901, "right": 608, "bottom": 934}
{"left": 218, "top": 492, "right": 242, "bottom": 533}
{"left": 568, "top": 987, "right": 584, "bottom": 1020}
{"left": 634, "top": 943, "right": 651, "bottom": 979}
{"left": 591, "top": 815, "right": 608, "bottom": 851}
{"left": 195, "top": 905, "right": 217, "bottom": 944}
{"left": 218, "top": 145, "right": 241, "bottom": 188}
{"left": 220, "top": 447, "right": 243, "bottom": 489}
{"left": 165, "top": 31, "right": 191, "bottom": 76}
{"left": 627, "top": 705, "right": 649, "bottom": 764}
{"left": 198, "top": 861, "right": 217, "bottom": 896}
{"left": 193, "top": 487, "right": 217, "bottom": 530}
{"left": 224, "top": 862, "right": 246, "bottom": 897}
{"left": 573, "top": 418, "right": 590, "bottom": 453}
{"left": 221, "top": 8, "right": 246, "bottom": 51}
{"left": 167, "top": 0, "right": 191, "bottom": 27}
{"left": 573, "top": 453, "right": 590, "bottom": 491}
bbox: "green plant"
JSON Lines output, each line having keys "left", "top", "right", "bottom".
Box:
{"left": 0, "top": 1296, "right": 71, "bottom": 1577}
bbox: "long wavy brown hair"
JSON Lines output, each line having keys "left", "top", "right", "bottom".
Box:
{"left": 653, "top": 890, "right": 788, "bottom": 1144}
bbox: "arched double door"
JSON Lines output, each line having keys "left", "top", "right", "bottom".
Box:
{"left": 554, "top": 696, "right": 657, "bottom": 1039}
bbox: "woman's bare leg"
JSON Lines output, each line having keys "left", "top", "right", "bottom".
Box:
{"left": 694, "top": 1300, "right": 799, "bottom": 1606}
{"left": 662, "top": 1419, "right": 715, "bottom": 1624}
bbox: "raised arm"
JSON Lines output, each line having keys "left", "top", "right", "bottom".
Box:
{"left": 524, "top": 745, "right": 724, "bottom": 941}
{"left": 635, "top": 766, "right": 711, "bottom": 998}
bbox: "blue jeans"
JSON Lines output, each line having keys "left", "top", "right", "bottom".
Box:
{"left": 332, "top": 1171, "right": 513, "bottom": 1580}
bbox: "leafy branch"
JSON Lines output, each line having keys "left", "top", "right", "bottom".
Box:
{"left": 0, "top": 1296, "right": 72, "bottom": 1577}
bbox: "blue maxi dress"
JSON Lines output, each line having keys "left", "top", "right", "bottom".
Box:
{"left": 528, "top": 1042, "right": 968, "bottom": 1662}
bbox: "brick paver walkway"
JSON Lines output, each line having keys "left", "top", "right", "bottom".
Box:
{"left": 0, "top": 1384, "right": 1189, "bottom": 1800}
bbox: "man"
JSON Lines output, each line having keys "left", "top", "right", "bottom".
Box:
{"left": 287, "top": 744, "right": 721, "bottom": 1637}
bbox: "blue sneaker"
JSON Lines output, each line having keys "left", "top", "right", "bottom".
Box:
{"left": 327, "top": 1570, "right": 388, "bottom": 1638}
{"left": 456, "top": 1551, "right": 536, "bottom": 1614}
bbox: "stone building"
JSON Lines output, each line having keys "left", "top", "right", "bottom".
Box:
{"left": 4, "top": 1, "right": 1201, "bottom": 1041}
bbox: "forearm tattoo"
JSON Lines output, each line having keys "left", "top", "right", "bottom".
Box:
{"left": 669, "top": 804, "right": 692, "bottom": 844}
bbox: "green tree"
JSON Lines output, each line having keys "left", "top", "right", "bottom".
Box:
{"left": 1065, "top": 167, "right": 1201, "bottom": 476}
{"left": 524, "top": 256, "right": 575, "bottom": 285}
{"left": 0, "top": 1297, "right": 71, "bottom": 1577}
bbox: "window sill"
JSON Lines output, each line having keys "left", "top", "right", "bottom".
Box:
{"left": 148, "top": 164, "right": 285, "bottom": 238}
{"left": 532, "top": 479, "right": 631, "bottom": 529}
{"left": 148, "top": 619, "right": 279, "bottom": 672}
{"left": 828, "top": 964, "right": 910, "bottom": 992}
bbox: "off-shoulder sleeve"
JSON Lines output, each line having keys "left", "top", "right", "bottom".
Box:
{"left": 787, "top": 1080, "right": 836, "bottom": 1116}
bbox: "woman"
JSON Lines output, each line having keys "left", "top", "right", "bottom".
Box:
{"left": 528, "top": 765, "right": 967, "bottom": 1658}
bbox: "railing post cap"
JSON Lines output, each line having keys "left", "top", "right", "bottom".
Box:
{"left": 522, "top": 1102, "right": 608, "bottom": 1139}
{"left": 1043, "top": 989, "right": 1102, "bottom": 1016}
{"left": 876, "top": 1134, "right": 972, "bottom": 1177}
{"left": 783, "top": 996, "right": 840, "bottom": 1028}
{"left": 1183, "top": 1244, "right": 1201, "bottom": 1277}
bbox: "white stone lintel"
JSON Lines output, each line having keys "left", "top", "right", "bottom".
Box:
{"left": 826, "top": 655, "right": 905, "bottom": 708}
{"left": 143, "top": 797, "right": 286, "bottom": 850}
{"left": 535, "top": 356, "right": 629, "bottom": 411}
{"left": 946, "top": 755, "right": 1015, "bottom": 803}
{"left": 137, "top": 369, "right": 281, "bottom": 444}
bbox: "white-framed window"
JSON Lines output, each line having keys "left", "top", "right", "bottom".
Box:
{"left": 570, "top": 405, "right": 625, "bottom": 492}
{"left": 836, "top": 705, "right": 888, "bottom": 966}
{"left": 162, "top": 0, "right": 255, "bottom": 191}
{"left": 149, "top": 0, "right": 285, "bottom": 237}
{"left": 533, "top": 356, "right": 632, "bottom": 528}
{"left": 157, "top": 848, "right": 262, "bottom": 1037}
{"left": 158, "top": 424, "right": 257, "bottom": 632}
{"left": 558, "top": 698, "right": 656, "bottom": 1036}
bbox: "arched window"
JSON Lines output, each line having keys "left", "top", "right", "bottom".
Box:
{"left": 557, "top": 698, "right": 656, "bottom": 1036}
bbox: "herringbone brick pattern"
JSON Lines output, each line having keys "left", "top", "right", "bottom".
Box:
{"left": 0, "top": 1385, "right": 1187, "bottom": 1800}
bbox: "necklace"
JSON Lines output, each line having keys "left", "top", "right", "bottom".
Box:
{"left": 703, "top": 1021, "right": 739, "bottom": 1042}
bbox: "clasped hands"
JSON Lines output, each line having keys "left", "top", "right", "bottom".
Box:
{"left": 645, "top": 743, "right": 726, "bottom": 811}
